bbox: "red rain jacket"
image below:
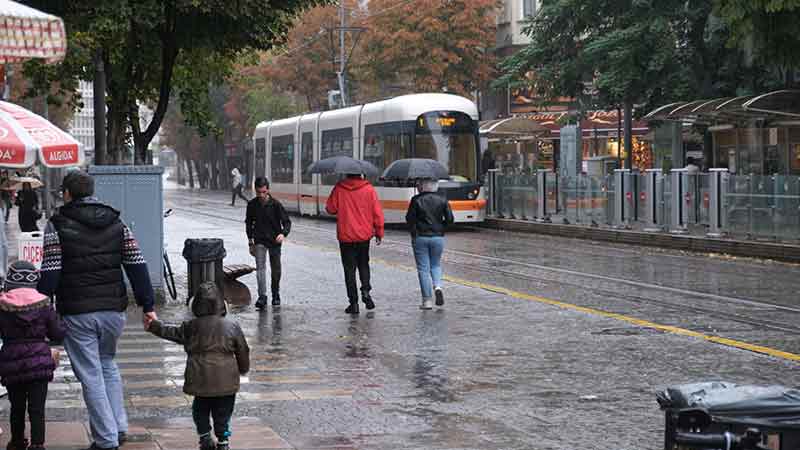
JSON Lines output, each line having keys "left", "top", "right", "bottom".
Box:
{"left": 325, "top": 178, "right": 385, "bottom": 243}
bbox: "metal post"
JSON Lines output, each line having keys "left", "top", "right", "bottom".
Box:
{"left": 643, "top": 169, "right": 662, "bottom": 232}
{"left": 613, "top": 169, "right": 628, "bottom": 228}
{"left": 536, "top": 169, "right": 551, "bottom": 222}
{"left": 487, "top": 168, "right": 499, "bottom": 217}
{"left": 670, "top": 169, "right": 689, "bottom": 234}
{"left": 707, "top": 168, "right": 728, "bottom": 237}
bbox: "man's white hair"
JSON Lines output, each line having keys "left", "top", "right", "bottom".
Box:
{"left": 419, "top": 180, "right": 439, "bottom": 192}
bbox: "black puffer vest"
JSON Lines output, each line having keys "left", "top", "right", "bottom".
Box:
{"left": 50, "top": 201, "right": 128, "bottom": 316}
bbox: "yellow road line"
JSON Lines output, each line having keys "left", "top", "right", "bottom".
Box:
{"left": 292, "top": 239, "right": 800, "bottom": 362}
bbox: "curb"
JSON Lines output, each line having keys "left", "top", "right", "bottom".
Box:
{"left": 482, "top": 218, "right": 800, "bottom": 264}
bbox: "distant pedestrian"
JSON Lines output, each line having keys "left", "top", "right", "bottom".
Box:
{"left": 37, "top": 170, "right": 157, "bottom": 450}
{"left": 685, "top": 157, "right": 700, "bottom": 174}
{"left": 0, "top": 261, "right": 65, "bottom": 450}
{"left": 246, "top": 177, "right": 291, "bottom": 309}
{"left": 230, "top": 168, "right": 248, "bottom": 206}
{"left": 1, "top": 184, "right": 12, "bottom": 223}
{"left": 15, "top": 182, "right": 39, "bottom": 232}
{"left": 325, "top": 174, "right": 384, "bottom": 314}
{"left": 147, "top": 282, "right": 250, "bottom": 450}
{"left": 405, "top": 180, "right": 454, "bottom": 310}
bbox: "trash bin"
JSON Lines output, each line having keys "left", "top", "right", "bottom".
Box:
{"left": 182, "top": 238, "right": 226, "bottom": 305}
{"left": 658, "top": 381, "right": 800, "bottom": 450}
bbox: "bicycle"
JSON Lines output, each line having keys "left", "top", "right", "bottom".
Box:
{"left": 163, "top": 209, "right": 177, "bottom": 300}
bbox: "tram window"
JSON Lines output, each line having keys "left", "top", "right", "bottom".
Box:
{"left": 364, "top": 123, "right": 411, "bottom": 172}
{"left": 301, "top": 132, "right": 313, "bottom": 184}
{"left": 415, "top": 133, "right": 477, "bottom": 181}
{"left": 321, "top": 127, "right": 354, "bottom": 184}
{"left": 255, "top": 137, "right": 266, "bottom": 179}
{"left": 271, "top": 134, "right": 294, "bottom": 183}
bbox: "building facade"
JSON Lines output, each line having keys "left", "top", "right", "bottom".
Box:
{"left": 67, "top": 80, "right": 94, "bottom": 163}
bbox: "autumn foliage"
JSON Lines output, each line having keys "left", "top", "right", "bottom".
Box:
{"left": 258, "top": 0, "right": 497, "bottom": 108}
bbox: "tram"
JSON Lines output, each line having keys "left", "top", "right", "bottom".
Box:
{"left": 252, "top": 93, "right": 486, "bottom": 223}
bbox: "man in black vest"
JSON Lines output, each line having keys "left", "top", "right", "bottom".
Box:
{"left": 37, "top": 170, "right": 157, "bottom": 450}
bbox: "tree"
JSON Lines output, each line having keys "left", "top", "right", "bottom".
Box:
{"left": 715, "top": 0, "right": 800, "bottom": 87}
{"left": 260, "top": 4, "right": 347, "bottom": 110}
{"left": 497, "top": 0, "right": 764, "bottom": 162}
{"left": 362, "top": 0, "right": 497, "bottom": 97}
{"left": 22, "top": 0, "right": 328, "bottom": 165}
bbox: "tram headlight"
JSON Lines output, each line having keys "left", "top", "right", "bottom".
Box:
{"left": 467, "top": 188, "right": 478, "bottom": 200}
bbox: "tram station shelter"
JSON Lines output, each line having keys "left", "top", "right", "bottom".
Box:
{"left": 645, "top": 90, "right": 800, "bottom": 175}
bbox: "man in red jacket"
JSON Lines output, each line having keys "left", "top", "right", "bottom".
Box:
{"left": 325, "top": 174, "right": 385, "bottom": 314}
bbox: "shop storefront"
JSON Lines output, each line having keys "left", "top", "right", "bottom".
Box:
{"left": 480, "top": 110, "right": 653, "bottom": 177}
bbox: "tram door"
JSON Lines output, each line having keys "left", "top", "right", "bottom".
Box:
{"left": 298, "top": 131, "right": 318, "bottom": 216}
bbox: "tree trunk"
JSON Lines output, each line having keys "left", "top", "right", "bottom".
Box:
{"left": 186, "top": 158, "right": 195, "bottom": 189}
{"left": 176, "top": 154, "right": 184, "bottom": 185}
{"left": 624, "top": 100, "right": 633, "bottom": 170}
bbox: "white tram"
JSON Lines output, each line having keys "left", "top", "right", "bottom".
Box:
{"left": 252, "top": 93, "right": 486, "bottom": 223}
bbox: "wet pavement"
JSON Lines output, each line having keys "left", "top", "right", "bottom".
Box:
{"left": 2, "top": 183, "right": 800, "bottom": 450}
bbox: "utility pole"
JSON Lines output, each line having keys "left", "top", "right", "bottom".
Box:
{"left": 334, "top": 2, "right": 364, "bottom": 108}
{"left": 336, "top": 3, "right": 347, "bottom": 106}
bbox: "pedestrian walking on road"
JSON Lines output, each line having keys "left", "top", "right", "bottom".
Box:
{"left": 37, "top": 170, "right": 157, "bottom": 450}
{"left": 230, "top": 168, "right": 248, "bottom": 206}
{"left": 0, "top": 261, "right": 65, "bottom": 450}
{"left": 405, "top": 180, "right": 454, "bottom": 309}
{"left": 246, "top": 177, "right": 291, "bottom": 309}
{"left": 325, "top": 174, "right": 385, "bottom": 314}
{"left": 147, "top": 282, "right": 250, "bottom": 450}
{"left": 16, "top": 182, "right": 40, "bottom": 232}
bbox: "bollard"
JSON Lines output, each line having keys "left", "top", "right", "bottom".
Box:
{"left": 487, "top": 168, "right": 499, "bottom": 217}
{"left": 536, "top": 169, "right": 552, "bottom": 222}
{"left": 707, "top": 168, "right": 728, "bottom": 237}
{"left": 643, "top": 169, "right": 663, "bottom": 232}
{"left": 613, "top": 169, "right": 629, "bottom": 228}
{"left": 670, "top": 169, "right": 689, "bottom": 234}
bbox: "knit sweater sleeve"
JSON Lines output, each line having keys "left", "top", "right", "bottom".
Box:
{"left": 121, "top": 224, "right": 155, "bottom": 313}
{"left": 37, "top": 221, "right": 61, "bottom": 296}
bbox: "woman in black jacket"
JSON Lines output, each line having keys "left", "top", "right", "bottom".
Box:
{"left": 405, "top": 180, "right": 454, "bottom": 310}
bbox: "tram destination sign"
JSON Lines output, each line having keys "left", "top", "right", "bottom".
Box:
{"left": 416, "top": 111, "right": 475, "bottom": 134}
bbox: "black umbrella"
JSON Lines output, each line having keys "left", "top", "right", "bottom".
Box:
{"left": 306, "top": 156, "right": 379, "bottom": 177}
{"left": 381, "top": 158, "right": 449, "bottom": 180}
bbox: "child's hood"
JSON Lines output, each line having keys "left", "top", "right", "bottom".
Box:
{"left": 0, "top": 288, "right": 49, "bottom": 313}
{"left": 191, "top": 283, "right": 227, "bottom": 317}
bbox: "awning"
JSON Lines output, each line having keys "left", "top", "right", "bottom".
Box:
{"left": 0, "top": 100, "right": 84, "bottom": 168}
{"left": 479, "top": 117, "right": 548, "bottom": 139}
{"left": 644, "top": 90, "right": 800, "bottom": 124}
{"left": 0, "top": 0, "right": 66, "bottom": 64}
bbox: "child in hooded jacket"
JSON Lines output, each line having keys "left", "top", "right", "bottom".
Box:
{"left": 0, "top": 261, "right": 65, "bottom": 450}
{"left": 146, "top": 282, "right": 249, "bottom": 450}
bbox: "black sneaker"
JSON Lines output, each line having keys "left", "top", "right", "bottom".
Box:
{"left": 435, "top": 288, "right": 444, "bottom": 306}
{"left": 362, "top": 292, "right": 375, "bottom": 310}
{"left": 198, "top": 435, "right": 215, "bottom": 450}
{"left": 216, "top": 441, "right": 230, "bottom": 450}
{"left": 272, "top": 294, "right": 281, "bottom": 306}
{"left": 345, "top": 302, "right": 359, "bottom": 314}
{"left": 7, "top": 439, "right": 29, "bottom": 450}
{"left": 255, "top": 296, "right": 268, "bottom": 309}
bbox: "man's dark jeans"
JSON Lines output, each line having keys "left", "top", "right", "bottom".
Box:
{"left": 8, "top": 380, "right": 48, "bottom": 446}
{"left": 339, "top": 241, "right": 371, "bottom": 303}
{"left": 255, "top": 244, "right": 281, "bottom": 298}
{"left": 192, "top": 395, "right": 236, "bottom": 442}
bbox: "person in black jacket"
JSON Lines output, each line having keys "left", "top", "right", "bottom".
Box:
{"left": 245, "top": 177, "right": 291, "bottom": 309}
{"left": 405, "top": 180, "right": 454, "bottom": 310}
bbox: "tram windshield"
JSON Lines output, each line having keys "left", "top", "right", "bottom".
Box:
{"left": 415, "top": 111, "right": 478, "bottom": 182}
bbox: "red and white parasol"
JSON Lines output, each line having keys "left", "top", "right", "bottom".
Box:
{"left": 0, "top": 100, "right": 83, "bottom": 168}
{"left": 0, "top": 0, "right": 66, "bottom": 64}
